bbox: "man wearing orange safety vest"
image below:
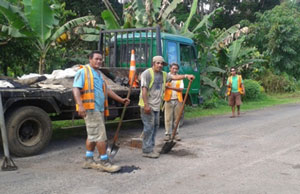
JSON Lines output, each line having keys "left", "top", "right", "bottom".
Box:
{"left": 139, "top": 56, "right": 194, "bottom": 159}
{"left": 164, "top": 63, "right": 184, "bottom": 141}
{"left": 226, "top": 67, "right": 245, "bottom": 118}
{"left": 73, "top": 51, "right": 130, "bottom": 172}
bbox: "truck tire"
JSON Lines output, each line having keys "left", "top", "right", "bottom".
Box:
{"left": 6, "top": 106, "right": 52, "bottom": 157}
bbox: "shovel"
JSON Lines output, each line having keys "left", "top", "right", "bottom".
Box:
{"left": 160, "top": 79, "right": 193, "bottom": 154}
{"left": 106, "top": 73, "right": 136, "bottom": 160}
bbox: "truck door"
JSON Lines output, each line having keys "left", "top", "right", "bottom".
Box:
{"left": 179, "top": 44, "right": 200, "bottom": 105}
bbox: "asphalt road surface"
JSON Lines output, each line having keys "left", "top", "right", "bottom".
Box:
{"left": 1, "top": 103, "right": 300, "bottom": 194}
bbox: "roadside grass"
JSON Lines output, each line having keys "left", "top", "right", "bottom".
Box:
{"left": 52, "top": 91, "right": 300, "bottom": 139}
{"left": 52, "top": 117, "right": 143, "bottom": 140}
{"left": 52, "top": 120, "right": 86, "bottom": 140}
{"left": 185, "top": 91, "right": 300, "bottom": 119}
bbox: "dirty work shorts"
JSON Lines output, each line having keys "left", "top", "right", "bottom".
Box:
{"left": 84, "top": 111, "right": 107, "bottom": 142}
{"left": 228, "top": 92, "right": 242, "bottom": 106}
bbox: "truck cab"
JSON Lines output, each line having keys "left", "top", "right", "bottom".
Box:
{"left": 98, "top": 27, "right": 200, "bottom": 107}
{"left": 161, "top": 33, "right": 200, "bottom": 105}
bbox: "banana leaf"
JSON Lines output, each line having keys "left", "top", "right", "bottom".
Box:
{"left": 0, "top": 24, "right": 25, "bottom": 37}
{"left": 161, "top": 0, "right": 182, "bottom": 20}
{"left": 80, "top": 34, "right": 99, "bottom": 42}
{"left": 51, "top": 16, "right": 95, "bottom": 41}
{"left": 201, "top": 76, "right": 220, "bottom": 91}
{"left": 28, "top": 0, "right": 56, "bottom": 46}
{"left": 192, "top": 7, "right": 223, "bottom": 33}
{"left": 0, "top": 0, "right": 32, "bottom": 36}
{"left": 211, "top": 25, "right": 240, "bottom": 49}
{"left": 181, "top": 0, "right": 198, "bottom": 34}
{"left": 101, "top": 10, "right": 120, "bottom": 30}
{"left": 152, "top": 0, "right": 161, "bottom": 13}
{"left": 205, "top": 66, "right": 226, "bottom": 73}
{"left": 227, "top": 37, "right": 245, "bottom": 67}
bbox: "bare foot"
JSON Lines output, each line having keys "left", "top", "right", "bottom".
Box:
{"left": 230, "top": 115, "right": 236, "bottom": 118}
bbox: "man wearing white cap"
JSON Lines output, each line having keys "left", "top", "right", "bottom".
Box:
{"left": 138, "top": 56, "right": 194, "bottom": 158}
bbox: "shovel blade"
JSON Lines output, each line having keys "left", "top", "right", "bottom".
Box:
{"left": 160, "top": 140, "right": 176, "bottom": 154}
{"left": 106, "top": 143, "right": 120, "bottom": 160}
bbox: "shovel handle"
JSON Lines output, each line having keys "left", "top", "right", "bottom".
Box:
{"left": 170, "top": 79, "right": 193, "bottom": 140}
{"left": 112, "top": 70, "right": 136, "bottom": 143}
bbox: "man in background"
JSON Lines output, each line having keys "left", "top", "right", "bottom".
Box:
{"left": 164, "top": 63, "right": 184, "bottom": 141}
{"left": 226, "top": 67, "right": 245, "bottom": 118}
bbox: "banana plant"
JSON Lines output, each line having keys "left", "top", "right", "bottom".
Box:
{"left": 79, "top": 0, "right": 183, "bottom": 42}
{"left": 127, "top": 0, "right": 182, "bottom": 31}
{"left": 0, "top": 0, "right": 95, "bottom": 74}
{"left": 194, "top": 24, "right": 264, "bottom": 99}
{"left": 194, "top": 26, "right": 242, "bottom": 94}
{"left": 216, "top": 35, "right": 265, "bottom": 89}
{"left": 226, "top": 36, "right": 265, "bottom": 71}
{"left": 101, "top": 0, "right": 223, "bottom": 38}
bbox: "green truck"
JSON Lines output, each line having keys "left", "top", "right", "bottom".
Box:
{"left": 98, "top": 26, "right": 201, "bottom": 119}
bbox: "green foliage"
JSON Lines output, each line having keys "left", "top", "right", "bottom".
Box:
{"left": 186, "top": 92, "right": 300, "bottom": 119}
{"left": 224, "top": 36, "right": 265, "bottom": 72}
{"left": 100, "top": 0, "right": 219, "bottom": 38}
{"left": 181, "top": 0, "right": 198, "bottom": 35}
{"left": 194, "top": 23, "right": 265, "bottom": 101}
{"left": 248, "top": 2, "right": 300, "bottom": 79}
{"left": 62, "top": 0, "right": 122, "bottom": 23}
{"left": 243, "top": 79, "right": 265, "bottom": 101}
{"left": 259, "top": 70, "right": 297, "bottom": 93}
{"left": 101, "top": 10, "right": 120, "bottom": 29}
{"left": 0, "top": 0, "right": 95, "bottom": 74}
{"left": 296, "top": 80, "right": 300, "bottom": 90}
{"left": 118, "top": 0, "right": 182, "bottom": 31}
{"left": 202, "top": 95, "right": 219, "bottom": 109}
{"left": 213, "top": 0, "right": 280, "bottom": 29}
{"left": 200, "top": 93, "right": 227, "bottom": 109}
{"left": 0, "top": 39, "right": 38, "bottom": 76}
{"left": 170, "top": 3, "right": 201, "bottom": 32}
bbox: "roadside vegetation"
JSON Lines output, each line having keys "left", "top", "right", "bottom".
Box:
{"left": 186, "top": 92, "right": 300, "bottom": 119}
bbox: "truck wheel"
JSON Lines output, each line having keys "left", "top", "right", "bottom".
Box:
{"left": 6, "top": 106, "right": 52, "bottom": 157}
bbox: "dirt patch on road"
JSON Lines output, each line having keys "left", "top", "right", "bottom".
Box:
{"left": 168, "top": 149, "right": 198, "bottom": 158}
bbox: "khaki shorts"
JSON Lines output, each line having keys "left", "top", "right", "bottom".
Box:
{"left": 84, "top": 111, "right": 107, "bottom": 142}
{"left": 228, "top": 92, "right": 242, "bottom": 106}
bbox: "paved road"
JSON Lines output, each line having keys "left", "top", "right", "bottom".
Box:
{"left": 1, "top": 103, "right": 300, "bottom": 194}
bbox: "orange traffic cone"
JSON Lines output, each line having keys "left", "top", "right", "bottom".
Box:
{"left": 129, "top": 50, "right": 139, "bottom": 87}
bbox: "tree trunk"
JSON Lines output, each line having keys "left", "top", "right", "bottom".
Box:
{"left": 39, "top": 54, "right": 46, "bottom": 74}
{"left": 145, "top": 0, "right": 153, "bottom": 26}
{"left": 200, "top": 0, "right": 204, "bottom": 18}
{"left": 103, "top": 0, "right": 120, "bottom": 25}
{"left": 209, "top": 0, "right": 216, "bottom": 13}
{"left": 2, "top": 63, "right": 8, "bottom": 76}
{"left": 196, "top": 0, "right": 200, "bottom": 15}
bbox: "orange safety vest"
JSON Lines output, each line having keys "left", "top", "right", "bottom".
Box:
{"left": 164, "top": 80, "right": 183, "bottom": 102}
{"left": 76, "top": 65, "right": 109, "bottom": 117}
{"left": 227, "top": 75, "right": 244, "bottom": 96}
